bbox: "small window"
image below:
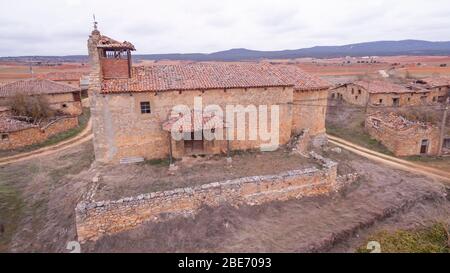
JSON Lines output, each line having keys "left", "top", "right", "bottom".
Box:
{"left": 432, "top": 96, "right": 437, "bottom": 102}
{"left": 62, "top": 103, "right": 68, "bottom": 108}
{"left": 140, "top": 101, "right": 151, "bottom": 114}
{"left": 392, "top": 98, "right": 400, "bottom": 107}
{"left": 331, "top": 93, "right": 336, "bottom": 99}
{"left": 1, "top": 133, "right": 9, "bottom": 141}
{"left": 358, "top": 89, "right": 361, "bottom": 94}
{"left": 351, "top": 88, "right": 354, "bottom": 94}
{"left": 408, "top": 97, "right": 411, "bottom": 102}
{"left": 379, "top": 99, "right": 383, "bottom": 104}
{"left": 355, "top": 96, "right": 358, "bottom": 100}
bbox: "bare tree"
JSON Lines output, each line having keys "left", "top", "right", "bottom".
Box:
{"left": 9, "top": 93, "right": 55, "bottom": 122}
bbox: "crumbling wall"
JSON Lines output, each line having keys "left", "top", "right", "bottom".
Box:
{"left": 76, "top": 157, "right": 338, "bottom": 243}
{"left": 365, "top": 114, "right": 441, "bottom": 156}
{"left": 0, "top": 116, "right": 79, "bottom": 150}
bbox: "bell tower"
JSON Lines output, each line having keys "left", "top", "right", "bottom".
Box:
{"left": 87, "top": 20, "right": 136, "bottom": 163}
{"left": 97, "top": 35, "right": 135, "bottom": 79}
{"left": 87, "top": 18, "right": 135, "bottom": 80}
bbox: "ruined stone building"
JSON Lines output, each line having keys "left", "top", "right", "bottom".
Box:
{"left": 0, "top": 78, "right": 83, "bottom": 116}
{"left": 365, "top": 112, "right": 447, "bottom": 157}
{"left": 0, "top": 113, "right": 79, "bottom": 150}
{"left": 87, "top": 29, "right": 330, "bottom": 163}
{"left": 414, "top": 77, "right": 450, "bottom": 103}
{"left": 0, "top": 78, "right": 83, "bottom": 150}
{"left": 330, "top": 79, "right": 449, "bottom": 107}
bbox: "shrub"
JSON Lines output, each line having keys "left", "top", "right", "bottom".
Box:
{"left": 357, "top": 223, "right": 449, "bottom": 253}
{"left": 9, "top": 93, "right": 56, "bottom": 121}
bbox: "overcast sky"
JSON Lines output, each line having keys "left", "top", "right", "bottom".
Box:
{"left": 1, "top": 0, "right": 450, "bottom": 56}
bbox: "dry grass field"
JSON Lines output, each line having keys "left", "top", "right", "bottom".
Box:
{"left": 0, "top": 62, "right": 89, "bottom": 84}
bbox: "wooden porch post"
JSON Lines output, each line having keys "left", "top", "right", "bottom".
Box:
{"left": 168, "top": 131, "right": 173, "bottom": 166}
{"left": 226, "top": 139, "right": 232, "bottom": 164}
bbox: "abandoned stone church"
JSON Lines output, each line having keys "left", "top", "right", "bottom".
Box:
{"left": 87, "top": 28, "right": 330, "bottom": 163}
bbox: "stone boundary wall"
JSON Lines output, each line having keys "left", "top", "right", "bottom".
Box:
{"left": 0, "top": 116, "right": 79, "bottom": 150}
{"left": 76, "top": 154, "right": 339, "bottom": 243}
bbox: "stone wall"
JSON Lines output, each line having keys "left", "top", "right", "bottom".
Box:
{"left": 292, "top": 89, "right": 328, "bottom": 136}
{"left": 329, "top": 84, "right": 370, "bottom": 106}
{"left": 0, "top": 116, "right": 79, "bottom": 150}
{"left": 365, "top": 114, "right": 441, "bottom": 156}
{"left": 90, "top": 87, "right": 295, "bottom": 163}
{"left": 75, "top": 154, "right": 338, "bottom": 243}
{"left": 0, "top": 92, "right": 82, "bottom": 116}
{"left": 330, "top": 83, "right": 448, "bottom": 107}
{"left": 100, "top": 58, "right": 130, "bottom": 79}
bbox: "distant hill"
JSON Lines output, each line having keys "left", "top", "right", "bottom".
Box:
{"left": 2, "top": 40, "right": 450, "bottom": 63}
{"left": 136, "top": 40, "right": 450, "bottom": 61}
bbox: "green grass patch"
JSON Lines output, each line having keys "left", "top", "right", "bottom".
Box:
{"left": 141, "top": 158, "right": 171, "bottom": 167}
{"left": 0, "top": 184, "right": 23, "bottom": 252}
{"left": 358, "top": 223, "right": 450, "bottom": 253}
{"left": 0, "top": 107, "right": 90, "bottom": 158}
{"left": 406, "top": 155, "right": 450, "bottom": 163}
{"left": 326, "top": 123, "right": 393, "bottom": 155}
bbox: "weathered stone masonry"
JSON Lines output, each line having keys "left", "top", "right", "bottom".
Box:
{"left": 87, "top": 29, "right": 331, "bottom": 164}
{"left": 0, "top": 116, "right": 79, "bottom": 150}
{"left": 76, "top": 153, "right": 346, "bottom": 243}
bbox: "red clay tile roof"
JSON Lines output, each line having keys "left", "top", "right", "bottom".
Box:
{"left": 162, "top": 110, "right": 228, "bottom": 132}
{"left": 37, "top": 71, "right": 88, "bottom": 81}
{"left": 97, "top": 35, "right": 135, "bottom": 50}
{"left": 420, "top": 77, "right": 450, "bottom": 87}
{"left": 273, "top": 65, "right": 330, "bottom": 91}
{"left": 0, "top": 78, "right": 80, "bottom": 97}
{"left": 354, "top": 80, "right": 415, "bottom": 94}
{"left": 0, "top": 116, "right": 37, "bottom": 133}
{"left": 101, "top": 63, "right": 329, "bottom": 94}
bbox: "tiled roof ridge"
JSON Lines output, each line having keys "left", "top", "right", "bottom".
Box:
{"left": 0, "top": 78, "right": 80, "bottom": 97}
{"left": 101, "top": 63, "right": 330, "bottom": 94}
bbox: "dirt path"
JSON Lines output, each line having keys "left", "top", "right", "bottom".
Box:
{"left": 328, "top": 135, "right": 450, "bottom": 182}
{"left": 0, "top": 119, "right": 93, "bottom": 166}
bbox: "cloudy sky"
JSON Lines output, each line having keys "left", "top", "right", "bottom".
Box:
{"left": 1, "top": 0, "right": 450, "bottom": 56}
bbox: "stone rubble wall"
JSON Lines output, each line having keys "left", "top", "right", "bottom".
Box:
{"left": 0, "top": 116, "right": 79, "bottom": 150}
{"left": 76, "top": 156, "right": 339, "bottom": 243}
{"left": 365, "top": 115, "right": 441, "bottom": 156}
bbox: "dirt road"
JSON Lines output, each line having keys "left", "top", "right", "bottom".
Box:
{"left": 0, "top": 119, "right": 93, "bottom": 166}
{"left": 328, "top": 135, "right": 450, "bottom": 182}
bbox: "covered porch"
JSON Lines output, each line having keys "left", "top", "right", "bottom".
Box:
{"left": 162, "top": 110, "right": 231, "bottom": 167}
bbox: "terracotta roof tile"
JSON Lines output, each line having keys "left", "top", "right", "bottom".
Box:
{"left": 368, "top": 112, "right": 437, "bottom": 131}
{"left": 97, "top": 35, "right": 135, "bottom": 50}
{"left": 273, "top": 65, "right": 331, "bottom": 91}
{"left": 354, "top": 80, "right": 414, "bottom": 94}
{"left": 420, "top": 77, "right": 450, "bottom": 87}
{"left": 0, "top": 78, "right": 80, "bottom": 97}
{"left": 101, "top": 63, "right": 329, "bottom": 94}
{"left": 162, "top": 110, "right": 227, "bottom": 132}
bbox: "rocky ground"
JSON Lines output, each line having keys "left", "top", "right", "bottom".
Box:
{"left": 85, "top": 149, "right": 449, "bottom": 253}
{"left": 83, "top": 148, "right": 319, "bottom": 201}
{"left": 1, "top": 139, "right": 448, "bottom": 253}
